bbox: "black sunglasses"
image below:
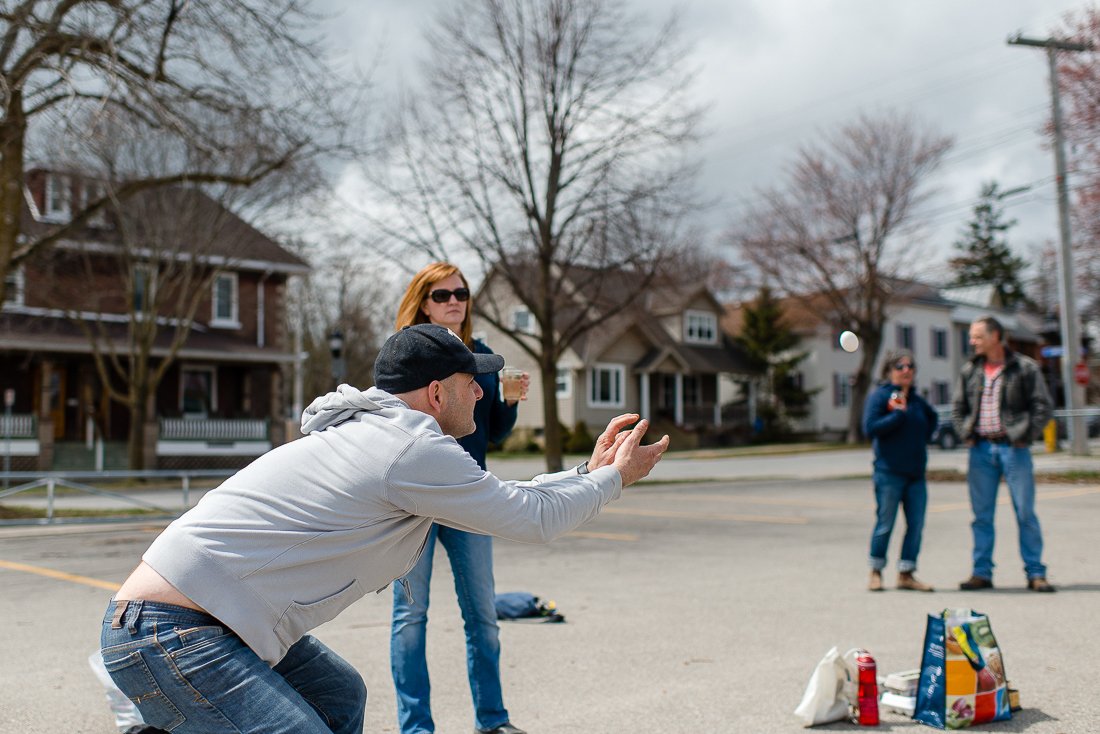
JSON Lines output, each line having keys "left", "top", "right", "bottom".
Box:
{"left": 428, "top": 287, "right": 470, "bottom": 304}
{"left": 893, "top": 361, "right": 915, "bottom": 371}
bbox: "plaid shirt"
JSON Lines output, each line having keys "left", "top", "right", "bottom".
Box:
{"left": 976, "top": 365, "right": 1005, "bottom": 437}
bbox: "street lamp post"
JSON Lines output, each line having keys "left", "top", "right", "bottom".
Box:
{"left": 328, "top": 329, "right": 346, "bottom": 387}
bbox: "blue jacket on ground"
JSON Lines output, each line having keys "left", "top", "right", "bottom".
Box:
{"left": 863, "top": 381, "right": 938, "bottom": 477}
{"left": 458, "top": 339, "right": 519, "bottom": 470}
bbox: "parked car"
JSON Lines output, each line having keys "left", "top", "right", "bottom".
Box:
{"left": 929, "top": 406, "right": 958, "bottom": 450}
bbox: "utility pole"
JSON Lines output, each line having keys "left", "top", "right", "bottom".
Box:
{"left": 1009, "top": 33, "right": 1092, "bottom": 455}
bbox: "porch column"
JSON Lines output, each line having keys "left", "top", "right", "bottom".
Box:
{"left": 270, "top": 368, "right": 289, "bottom": 446}
{"left": 639, "top": 372, "right": 650, "bottom": 422}
{"left": 36, "top": 360, "right": 55, "bottom": 470}
{"left": 674, "top": 372, "right": 683, "bottom": 426}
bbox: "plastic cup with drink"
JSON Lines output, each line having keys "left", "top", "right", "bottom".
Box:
{"left": 501, "top": 367, "right": 526, "bottom": 402}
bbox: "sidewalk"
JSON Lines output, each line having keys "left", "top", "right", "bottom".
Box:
{"left": 488, "top": 440, "right": 1100, "bottom": 483}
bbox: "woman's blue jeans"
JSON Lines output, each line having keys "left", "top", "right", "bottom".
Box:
{"left": 967, "top": 440, "right": 1046, "bottom": 579}
{"left": 391, "top": 523, "right": 507, "bottom": 734}
{"left": 99, "top": 599, "right": 366, "bottom": 733}
{"left": 869, "top": 469, "right": 928, "bottom": 572}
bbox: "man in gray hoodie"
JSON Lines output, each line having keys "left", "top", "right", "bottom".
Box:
{"left": 99, "top": 323, "right": 668, "bottom": 734}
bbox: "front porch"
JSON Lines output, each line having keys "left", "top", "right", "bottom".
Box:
{"left": 2, "top": 354, "right": 290, "bottom": 470}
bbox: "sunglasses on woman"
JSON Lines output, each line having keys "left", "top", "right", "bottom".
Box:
{"left": 428, "top": 287, "right": 470, "bottom": 303}
{"left": 893, "top": 361, "right": 915, "bottom": 371}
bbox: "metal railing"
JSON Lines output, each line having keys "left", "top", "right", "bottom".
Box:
{"left": 0, "top": 469, "right": 234, "bottom": 526}
{"left": 0, "top": 414, "right": 36, "bottom": 437}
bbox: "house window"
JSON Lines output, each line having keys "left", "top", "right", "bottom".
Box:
{"left": 896, "top": 323, "right": 914, "bottom": 350}
{"left": 684, "top": 310, "right": 718, "bottom": 344}
{"left": 80, "top": 180, "right": 109, "bottom": 227}
{"left": 211, "top": 272, "right": 239, "bottom": 327}
{"left": 685, "top": 310, "right": 718, "bottom": 344}
{"left": 959, "top": 328, "right": 974, "bottom": 357}
{"left": 44, "top": 174, "right": 71, "bottom": 221}
{"left": 180, "top": 366, "right": 217, "bottom": 416}
{"left": 132, "top": 265, "right": 156, "bottom": 314}
{"left": 512, "top": 307, "right": 536, "bottom": 334}
{"left": 588, "top": 363, "right": 625, "bottom": 408}
{"left": 832, "top": 372, "right": 851, "bottom": 407}
{"left": 932, "top": 381, "right": 951, "bottom": 406}
{"left": 555, "top": 368, "right": 573, "bottom": 399}
{"left": 3, "top": 267, "right": 24, "bottom": 306}
{"left": 931, "top": 327, "right": 948, "bottom": 359}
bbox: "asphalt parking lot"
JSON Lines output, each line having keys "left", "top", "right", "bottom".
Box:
{"left": 0, "top": 469, "right": 1097, "bottom": 733}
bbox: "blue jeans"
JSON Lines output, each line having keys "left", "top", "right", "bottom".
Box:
{"left": 869, "top": 469, "right": 927, "bottom": 572}
{"left": 100, "top": 599, "right": 366, "bottom": 733}
{"left": 968, "top": 440, "right": 1046, "bottom": 579}
{"left": 391, "top": 524, "right": 506, "bottom": 734}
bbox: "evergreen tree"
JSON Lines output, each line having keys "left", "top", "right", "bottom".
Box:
{"left": 950, "top": 181, "right": 1030, "bottom": 308}
{"left": 735, "top": 286, "right": 816, "bottom": 437}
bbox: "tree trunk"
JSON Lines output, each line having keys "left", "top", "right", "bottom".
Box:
{"left": 127, "top": 401, "right": 145, "bottom": 470}
{"left": 846, "top": 330, "right": 882, "bottom": 443}
{"left": 540, "top": 355, "right": 563, "bottom": 472}
{"left": 0, "top": 91, "right": 26, "bottom": 305}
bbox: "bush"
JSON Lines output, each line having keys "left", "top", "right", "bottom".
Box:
{"left": 564, "top": 421, "right": 595, "bottom": 454}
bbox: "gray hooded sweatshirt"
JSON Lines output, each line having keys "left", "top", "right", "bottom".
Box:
{"left": 142, "top": 386, "right": 621, "bottom": 665}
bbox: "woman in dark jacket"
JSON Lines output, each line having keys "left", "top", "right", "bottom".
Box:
{"left": 862, "top": 349, "right": 938, "bottom": 592}
{"left": 390, "top": 262, "right": 529, "bottom": 734}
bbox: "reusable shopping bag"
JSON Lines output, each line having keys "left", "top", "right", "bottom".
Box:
{"left": 914, "top": 609, "right": 1011, "bottom": 729}
{"left": 793, "top": 646, "right": 855, "bottom": 727}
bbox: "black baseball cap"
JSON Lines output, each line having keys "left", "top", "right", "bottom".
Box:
{"left": 374, "top": 324, "right": 505, "bottom": 393}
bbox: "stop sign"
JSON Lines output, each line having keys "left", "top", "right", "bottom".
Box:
{"left": 1075, "top": 361, "right": 1090, "bottom": 386}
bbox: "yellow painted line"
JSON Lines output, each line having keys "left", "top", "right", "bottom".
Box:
{"left": 0, "top": 559, "right": 120, "bottom": 591}
{"left": 930, "top": 486, "right": 1100, "bottom": 513}
{"left": 566, "top": 530, "right": 640, "bottom": 542}
{"left": 603, "top": 506, "right": 808, "bottom": 525}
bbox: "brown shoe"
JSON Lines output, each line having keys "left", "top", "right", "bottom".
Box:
{"left": 1027, "top": 577, "right": 1056, "bottom": 593}
{"left": 897, "top": 572, "right": 934, "bottom": 592}
{"left": 869, "top": 569, "right": 884, "bottom": 592}
{"left": 959, "top": 575, "right": 993, "bottom": 590}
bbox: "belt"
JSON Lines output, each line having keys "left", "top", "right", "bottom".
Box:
{"left": 979, "top": 435, "right": 1010, "bottom": 445}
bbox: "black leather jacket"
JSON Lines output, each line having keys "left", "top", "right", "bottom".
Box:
{"left": 952, "top": 349, "right": 1052, "bottom": 444}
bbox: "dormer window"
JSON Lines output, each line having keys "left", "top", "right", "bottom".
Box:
{"left": 211, "top": 272, "right": 240, "bottom": 328}
{"left": 44, "top": 174, "right": 71, "bottom": 221}
{"left": 684, "top": 310, "right": 718, "bottom": 344}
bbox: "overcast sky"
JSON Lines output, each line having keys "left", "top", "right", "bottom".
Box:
{"left": 320, "top": 0, "right": 1088, "bottom": 283}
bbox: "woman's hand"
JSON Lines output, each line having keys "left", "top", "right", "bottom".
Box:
{"left": 504, "top": 372, "right": 530, "bottom": 406}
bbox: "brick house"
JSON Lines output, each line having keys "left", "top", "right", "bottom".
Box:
{"left": 0, "top": 168, "right": 309, "bottom": 470}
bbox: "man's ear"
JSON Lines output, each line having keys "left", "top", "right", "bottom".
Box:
{"left": 426, "top": 380, "right": 445, "bottom": 412}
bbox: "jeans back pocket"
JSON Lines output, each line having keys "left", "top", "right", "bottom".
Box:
{"left": 101, "top": 649, "right": 186, "bottom": 731}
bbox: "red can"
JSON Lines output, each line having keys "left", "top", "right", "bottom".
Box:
{"left": 855, "top": 649, "right": 880, "bottom": 726}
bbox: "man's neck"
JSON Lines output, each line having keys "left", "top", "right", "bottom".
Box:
{"left": 985, "top": 348, "right": 1006, "bottom": 365}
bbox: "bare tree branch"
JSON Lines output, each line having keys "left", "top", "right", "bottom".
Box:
{"left": 731, "top": 110, "right": 952, "bottom": 442}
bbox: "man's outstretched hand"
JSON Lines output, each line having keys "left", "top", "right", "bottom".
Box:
{"left": 586, "top": 414, "right": 669, "bottom": 487}
{"left": 587, "top": 413, "right": 638, "bottom": 472}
